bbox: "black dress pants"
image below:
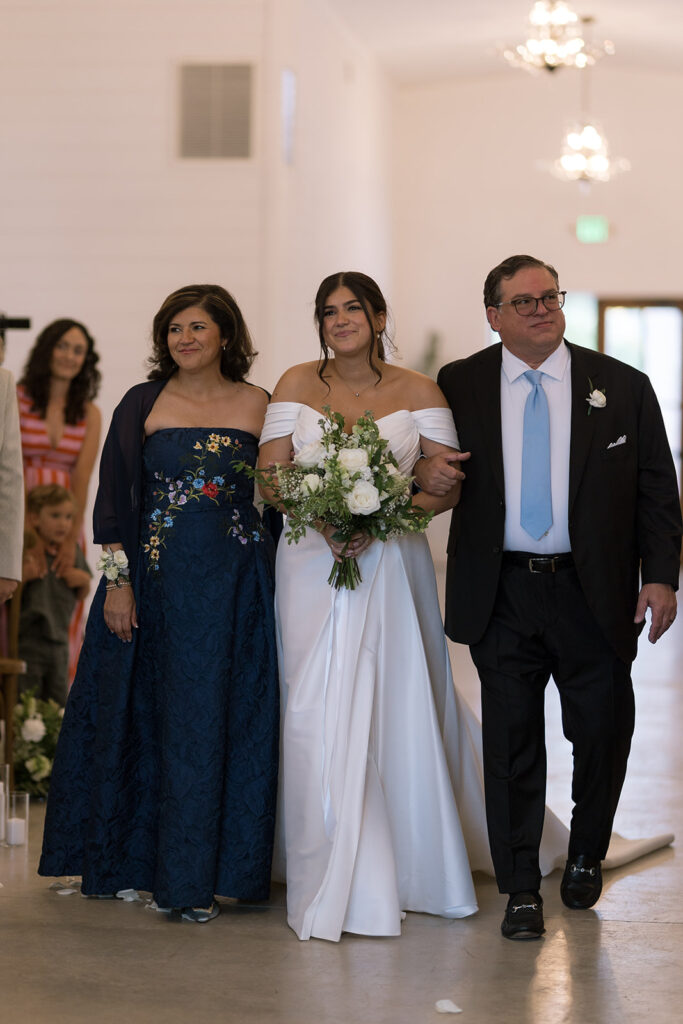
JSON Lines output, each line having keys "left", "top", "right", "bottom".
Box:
{"left": 470, "top": 558, "right": 635, "bottom": 894}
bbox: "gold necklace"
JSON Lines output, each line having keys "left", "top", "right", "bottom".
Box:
{"left": 333, "top": 368, "right": 378, "bottom": 399}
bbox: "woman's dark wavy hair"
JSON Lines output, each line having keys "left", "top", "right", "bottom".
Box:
{"left": 147, "top": 284, "right": 256, "bottom": 382}
{"left": 314, "top": 271, "right": 394, "bottom": 388}
{"left": 20, "top": 319, "right": 101, "bottom": 424}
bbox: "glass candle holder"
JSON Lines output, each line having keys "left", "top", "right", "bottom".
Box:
{"left": 7, "top": 791, "right": 29, "bottom": 846}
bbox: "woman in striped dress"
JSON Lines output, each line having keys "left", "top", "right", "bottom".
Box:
{"left": 17, "top": 319, "right": 102, "bottom": 681}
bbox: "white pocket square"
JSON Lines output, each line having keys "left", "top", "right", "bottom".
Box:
{"left": 607, "top": 435, "right": 627, "bottom": 449}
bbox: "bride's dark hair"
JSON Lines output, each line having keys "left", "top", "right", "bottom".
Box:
{"left": 313, "top": 271, "right": 394, "bottom": 388}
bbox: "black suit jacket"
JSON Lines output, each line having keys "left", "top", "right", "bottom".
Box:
{"left": 437, "top": 341, "right": 682, "bottom": 663}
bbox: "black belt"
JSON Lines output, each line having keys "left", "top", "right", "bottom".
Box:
{"left": 503, "top": 551, "right": 574, "bottom": 574}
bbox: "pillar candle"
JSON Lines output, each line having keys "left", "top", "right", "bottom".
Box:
{"left": 6, "top": 817, "right": 25, "bottom": 845}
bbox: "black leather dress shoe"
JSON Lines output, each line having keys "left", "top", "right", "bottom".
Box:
{"left": 560, "top": 855, "right": 602, "bottom": 909}
{"left": 501, "top": 891, "right": 545, "bottom": 940}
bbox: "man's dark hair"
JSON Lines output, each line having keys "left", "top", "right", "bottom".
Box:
{"left": 483, "top": 255, "right": 560, "bottom": 309}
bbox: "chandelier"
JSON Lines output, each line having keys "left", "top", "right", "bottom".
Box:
{"left": 553, "top": 121, "right": 629, "bottom": 183}
{"left": 503, "top": 2, "right": 614, "bottom": 73}
{"left": 551, "top": 70, "right": 629, "bottom": 184}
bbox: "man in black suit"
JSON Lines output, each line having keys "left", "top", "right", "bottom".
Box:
{"left": 415, "top": 254, "right": 682, "bottom": 940}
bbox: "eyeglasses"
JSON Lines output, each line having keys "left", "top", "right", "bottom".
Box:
{"left": 495, "top": 291, "right": 567, "bottom": 317}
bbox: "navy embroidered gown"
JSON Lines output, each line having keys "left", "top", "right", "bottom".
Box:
{"left": 39, "top": 428, "right": 279, "bottom": 908}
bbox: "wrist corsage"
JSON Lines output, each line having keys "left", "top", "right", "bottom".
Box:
{"left": 97, "top": 547, "right": 131, "bottom": 590}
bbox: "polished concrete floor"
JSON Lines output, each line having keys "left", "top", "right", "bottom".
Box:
{"left": 1, "top": 578, "right": 681, "bottom": 1023}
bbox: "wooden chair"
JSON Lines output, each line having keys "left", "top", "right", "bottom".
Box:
{"left": 0, "top": 586, "right": 26, "bottom": 778}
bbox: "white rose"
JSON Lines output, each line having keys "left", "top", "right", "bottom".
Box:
{"left": 338, "top": 448, "right": 369, "bottom": 472}
{"left": 346, "top": 480, "right": 381, "bottom": 515}
{"left": 295, "top": 440, "right": 327, "bottom": 469}
{"left": 22, "top": 716, "right": 47, "bottom": 743}
{"left": 104, "top": 565, "right": 119, "bottom": 580}
{"left": 112, "top": 550, "right": 129, "bottom": 568}
{"left": 302, "top": 473, "right": 322, "bottom": 494}
{"left": 587, "top": 389, "right": 606, "bottom": 409}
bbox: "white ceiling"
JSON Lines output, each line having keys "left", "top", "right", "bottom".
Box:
{"left": 327, "top": 0, "right": 683, "bottom": 82}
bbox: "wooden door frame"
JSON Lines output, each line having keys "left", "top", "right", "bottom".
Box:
{"left": 597, "top": 298, "right": 683, "bottom": 353}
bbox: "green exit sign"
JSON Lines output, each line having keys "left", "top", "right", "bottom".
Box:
{"left": 576, "top": 215, "right": 609, "bottom": 244}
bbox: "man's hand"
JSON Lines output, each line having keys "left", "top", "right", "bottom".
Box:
{"left": 413, "top": 451, "right": 471, "bottom": 496}
{"left": 634, "top": 582, "right": 677, "bottom": 644}
{"left": 0, "top": 578, "right": 18, "bottom": 604}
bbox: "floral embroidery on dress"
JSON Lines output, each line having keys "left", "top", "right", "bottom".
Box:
{"left": 228, "top": 508, "right": 266, "bottom": 546}
{"left": 143, "top": 434, "right": 262, "bottom": 570}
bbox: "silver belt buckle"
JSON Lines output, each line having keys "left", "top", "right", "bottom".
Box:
{"left": 528, "top": 556, "right": 554, "bottom": 573}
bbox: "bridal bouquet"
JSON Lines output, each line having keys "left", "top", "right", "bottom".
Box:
{"left": 245, "top": 407, "right": 433, "bottom": 589}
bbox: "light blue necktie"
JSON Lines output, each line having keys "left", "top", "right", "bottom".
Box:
{"left": 520, "top": 369, "right": 552, "bottom": 540}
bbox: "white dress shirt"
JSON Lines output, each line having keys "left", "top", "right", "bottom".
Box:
{"left": 501, "top": 342, "right": 572, "bottom": 554}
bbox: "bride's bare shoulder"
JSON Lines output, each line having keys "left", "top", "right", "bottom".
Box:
{"left": 388, "top": 366, "right": 449, "bottom": 410}
{"left": 271, "top": 361, "right": 323, "bottom": 403}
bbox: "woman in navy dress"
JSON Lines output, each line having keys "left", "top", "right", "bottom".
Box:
{"left": 39, "top": 284, "right": 279, "bottom": 922}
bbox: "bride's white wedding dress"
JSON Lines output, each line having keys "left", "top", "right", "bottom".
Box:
{"left": 261, "top": 402, "right": 673, "bottom": 943}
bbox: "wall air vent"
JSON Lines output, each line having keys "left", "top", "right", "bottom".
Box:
{"left": 179, "top": 64, "right": 252, "bottom": 159}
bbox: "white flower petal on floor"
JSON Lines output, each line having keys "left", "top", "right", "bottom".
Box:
{"left": 435, "top": 999, "right": 462, "bottom": 1014}
{"left": 115, "top": 889, "right": 143, "bottom": 902}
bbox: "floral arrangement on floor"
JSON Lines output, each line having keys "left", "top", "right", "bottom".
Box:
{"left": 241, "top": 407, "right": 433, "bottom": 589}
{"left": 13, "top": 691, "right": 64, "bottom": 797}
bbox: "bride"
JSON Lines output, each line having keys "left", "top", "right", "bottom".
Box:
{"left": 259, "top": 271, "right": 486, "bottom": 942}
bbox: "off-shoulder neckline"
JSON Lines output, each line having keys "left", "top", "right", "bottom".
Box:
{"left": 266, "top": 401, "right": 449, "bottom": 426}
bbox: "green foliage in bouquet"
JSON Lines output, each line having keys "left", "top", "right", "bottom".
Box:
{"left": 13, "top": 691, "right": 64, "bottom": 797}
{"left": 239, "top": 407, "right": 433, "bottom": 589}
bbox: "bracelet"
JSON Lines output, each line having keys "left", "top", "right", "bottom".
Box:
{"left": 96, "top": 546, "right": 130, "bottom": 584}
{"left": 105, "top": 579, "right": 132, "bottom": 591}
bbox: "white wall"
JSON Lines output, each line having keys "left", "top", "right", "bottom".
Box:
{"left": 391, "top": 68, "right": 683, "bottom": 369}
{"left": 1, "top": 0, "right": 391, "bottom": 529}
{"left": 259, "top": 0, "right": 392, "bottom": 388}
{"left": 1, "top": 0, "right": 268, "bottom": 400}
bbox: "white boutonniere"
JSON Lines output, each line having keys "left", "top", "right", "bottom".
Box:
{"left": 586, "top": 378, "right": 606, "bottom": 414}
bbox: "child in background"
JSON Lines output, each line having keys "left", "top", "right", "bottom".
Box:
{"left": 20, "top": 484, "right": 91, "bottom": 705}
